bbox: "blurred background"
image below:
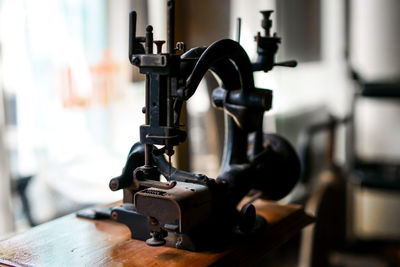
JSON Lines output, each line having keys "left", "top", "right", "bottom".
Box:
{"left": 0, "top": 0, "right": 399, "bottom": 266}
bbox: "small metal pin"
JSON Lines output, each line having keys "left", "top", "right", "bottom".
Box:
{"left": 236, "top": 17, "right": 242, "bottom": 43}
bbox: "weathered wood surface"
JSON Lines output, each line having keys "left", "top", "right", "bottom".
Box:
{"left": 0, "top": 200, "right": 313, "bottom": 267}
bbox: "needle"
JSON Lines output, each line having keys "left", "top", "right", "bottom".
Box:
{"left": 168, "top": 155, "right": 172, "bottom": 179}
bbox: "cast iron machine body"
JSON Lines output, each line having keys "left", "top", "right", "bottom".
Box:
{"left": 109, "top": 2, "right": 300, "bottom": 251}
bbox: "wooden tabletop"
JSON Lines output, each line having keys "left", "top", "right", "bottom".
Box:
{"left": 0, "top": 200, "right": 313, "bottom": 267}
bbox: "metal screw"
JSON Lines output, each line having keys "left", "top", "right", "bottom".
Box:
{"left": 176, "top": 42, "right": 185, "bottom": 52}
{"left": 131, "top": 56, "right": 140, "bottom": 65}
{"left": 154, "top": 40, "right": 166, "bottom": 54}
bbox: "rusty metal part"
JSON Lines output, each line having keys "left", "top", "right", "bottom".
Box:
{"left": 138, "top": 180, "right": 177, "bottom": 190}
{"left": 135, "top": 182, "right": 212, "bottom": 233}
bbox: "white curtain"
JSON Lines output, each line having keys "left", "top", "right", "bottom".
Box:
{"left": 0, "top": 73, "right": 14, "bottom": 236}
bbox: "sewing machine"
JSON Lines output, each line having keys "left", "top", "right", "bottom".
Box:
{"left": 105, "top": 1, "right": 300, "bottom": 251}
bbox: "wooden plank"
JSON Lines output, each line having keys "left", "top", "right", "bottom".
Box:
{"left": 0, "top": 200, "right": 313, "bottom": 267}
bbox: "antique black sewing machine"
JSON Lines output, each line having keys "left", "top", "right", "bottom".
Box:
{"left": 106, "top": 2, "right": 300, "bottom": 251}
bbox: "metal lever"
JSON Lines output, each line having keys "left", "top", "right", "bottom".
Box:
{"left": 274, "top": 60, "right": 297, "bottom": 68}
{"left": 129, "top": 11, "right": 145, "bottom": 63}
{"left": 129, "top": 11, "right": 137, "bottom": 62}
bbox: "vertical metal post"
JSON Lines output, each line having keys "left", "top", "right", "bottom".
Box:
{"left": 145, "top": 25, "right": 153, "bottom": 54}
{"left": 144, "top": 26, "right": 154, "bottom": 167}
{"left": 167, "top": 0, "right": 175, "bottom": 54}
{"left": 166, "top": 0, "right": 176, "bottom": 162}
{"left": 236, "top": 18, "right": 242, "bottom": 43}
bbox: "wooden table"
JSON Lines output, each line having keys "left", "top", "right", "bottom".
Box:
{"left": 0, "top": 200, "right": 313, "bottom": 267}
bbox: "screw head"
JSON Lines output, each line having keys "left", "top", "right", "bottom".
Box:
{"left": 131, "top": 56, "right": 140, "bottom": 65}
{"left": 109, "top": 178, "right": 119, "bottom": 191}
{"left": 176, "top": 42, "right": 186, "bottom": 51}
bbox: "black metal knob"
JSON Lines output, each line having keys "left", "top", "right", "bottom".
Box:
{"left": 146, "top": 231, "right": 166, "bottom": 246}
{"left": 260, "top": 10, "right": 273, "bottom": 37}
{"left": 154, "top": 40, "right": 166, "bottom": 54}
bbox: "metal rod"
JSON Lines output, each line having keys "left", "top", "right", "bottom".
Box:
{"left": 167, "top": 0, "right": 175, "bottom": 54}
{"left": 236, "top": 17, "right": 242, "bottom": 43}
{"left": 145, "top": 25, "right": 153, "bottom": 54}
{"left": 166, "top": 1, "right": 174, "bottom": 132}
{"left": 129, "top": 11, "right": 137, "bottom": 62}
{"left": 166, "top": 0, "right": 175, "bottom": 171}
{"left": 144, "top": 75, "right": 153, "bottom": 167}
{"left": 144, "top": 24, "right": 153, "bottom": 166}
